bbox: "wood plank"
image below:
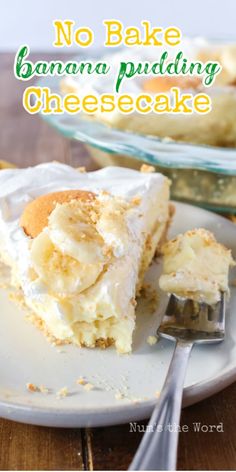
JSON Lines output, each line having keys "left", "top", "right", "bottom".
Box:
{"left": 0, "top": 52, "right": 97, "bottom": 169}
{"left": 88, "top": 384, "right": 236, "bottom": 471}
{"left": 178, "top": 383, "right": 236, "bottom": 470}
{"left": 0, "top": 419, "right": 84, "bottom": 470}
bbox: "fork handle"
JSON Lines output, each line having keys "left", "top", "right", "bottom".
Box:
{"left": 129, "top": 341, "right": 193, "bottom": 471}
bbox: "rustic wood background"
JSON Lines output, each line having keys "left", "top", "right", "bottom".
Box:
{"left": 0, "top": 53, "right": 236, "bottom": 471}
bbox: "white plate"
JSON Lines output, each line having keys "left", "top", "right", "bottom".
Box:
{"left": 0, "top": 202, "right": 236, "bottom": 428}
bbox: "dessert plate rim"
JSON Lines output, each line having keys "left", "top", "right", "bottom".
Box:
{"left": 0, "top": 201, "right": 236, "bottom": 427}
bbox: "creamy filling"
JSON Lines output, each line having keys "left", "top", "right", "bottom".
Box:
{"left": 159, "top": 228, "right": 235, "bottom": 305}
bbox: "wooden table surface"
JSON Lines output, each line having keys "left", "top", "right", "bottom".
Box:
{"left": 0, "top": 52, "right": 236, "bottom": 471}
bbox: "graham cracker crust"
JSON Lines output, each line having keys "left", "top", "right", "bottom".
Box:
{"left": 9, "top": 288, "right": 115, "bottom": 349}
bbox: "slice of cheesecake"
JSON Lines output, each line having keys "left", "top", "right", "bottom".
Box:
{"left": 159, "top": 228, "right": 235, "bottom": 305}
{"left": 0, "top": 162, "right": 171, "bottom": 353}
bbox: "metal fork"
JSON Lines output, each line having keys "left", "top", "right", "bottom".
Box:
{"left": 129, "top": 292, "right": 226, "bottom": 471}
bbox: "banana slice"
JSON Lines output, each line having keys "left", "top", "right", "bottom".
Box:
{"left": 31, "top": 231, "right": 104, "bottom": 294}
{"left": 48, "top": 201, "right": 106, "bottom": 264}
{"left": 96, "top": 197, "right": 130, "bottom": 257}
{"left": 29, "top": 194, "right": 131, "bottom": 295}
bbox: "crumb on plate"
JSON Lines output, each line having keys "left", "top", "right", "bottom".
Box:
{"left": 132, "top": 397, "right": 142, "bottom": 404}
{"left": 76, "top": 376, "right": 86, "bottom": 385}
{"left": 39, "top": 385, "right": 49, "bottom": 394}
{"left": 115, "top": 391, "right": 124, "bottom": 400}
{"left": 130, "top": 297, "right": 137, "bottom": 307}
{"left": 83, "top": 383, "right": 94, "bottom": 392}
{"left": 147, "top": 335, "right": 159, "bottom": 346}
{"left": 56, "top": 387, "right": 68, "bottom": 398}
{"left": 26, "top": 382, "right": 39, "bottom": 392}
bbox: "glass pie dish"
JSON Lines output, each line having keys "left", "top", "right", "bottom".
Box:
{"left": 38, "top": 69, "right": 236, "bottom": 214}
